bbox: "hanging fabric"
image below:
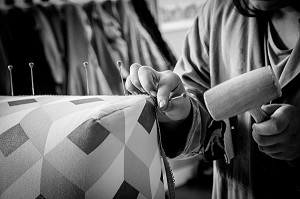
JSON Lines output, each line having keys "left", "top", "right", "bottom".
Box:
{"left": 83, "top": 1, "right": 126, "bottom": 94}
{"left": 0, "top": 0, "right": 176, "bottom": 96}
{"left": 61, "top": 2, "right": 114, "bottom": 95}
{"left": 101, "top": 0, "right": 172, "bottom": 72}
{"left": 32, "top": 5, "right": 66, "bottom": 95}
{"left": 131, "top": 0, "right": 177, "bottom": 69}
{"left": 0, "top": 5, "right": 57, "bottom": 95}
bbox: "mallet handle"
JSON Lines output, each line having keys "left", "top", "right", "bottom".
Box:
{"left": 248, "top": 107, "right": 268, "bottom": 123}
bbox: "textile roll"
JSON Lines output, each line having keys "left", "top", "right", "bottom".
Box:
{"left": 0, "top": 95, "right": 165, "bottom": 199}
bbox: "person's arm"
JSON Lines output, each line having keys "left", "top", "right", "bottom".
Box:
{"left": 126, "top": 0, "right": 227, "bottom": 160}
{"left": 160, "top": 1, "right": 226, "bottom": 160}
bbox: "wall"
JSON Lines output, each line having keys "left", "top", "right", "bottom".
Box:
{"left": 160, "top": 20, "right": 193, "bottom": 59}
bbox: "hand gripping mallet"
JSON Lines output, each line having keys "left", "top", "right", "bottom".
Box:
{"left": 204, "top": 66, "right": 282, "bottom": 123}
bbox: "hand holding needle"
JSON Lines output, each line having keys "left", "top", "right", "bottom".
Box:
{"left": 156, "top": 93, "right": 188, "bottom": 118}
{"left": 158, "top": 93, "right": 187, "bottom": 110}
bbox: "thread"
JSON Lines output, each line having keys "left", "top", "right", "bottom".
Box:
{"left": 151, "top": 96, "right": 176, "bottom": 199}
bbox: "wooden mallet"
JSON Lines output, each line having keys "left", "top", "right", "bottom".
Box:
{"left": 204, "top": 66, "right": 282, "bottom": 123}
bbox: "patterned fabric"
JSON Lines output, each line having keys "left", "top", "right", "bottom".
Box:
{"left": 0, "top": 95, "right": 165, "bottom": 199}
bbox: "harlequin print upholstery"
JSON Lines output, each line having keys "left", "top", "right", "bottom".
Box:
{"left": 0, "top": 95, "right": 165, "bottom": 199}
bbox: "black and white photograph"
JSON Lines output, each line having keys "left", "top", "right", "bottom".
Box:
{"left": 0, "top": 0, "right": 300, "bottom": 198}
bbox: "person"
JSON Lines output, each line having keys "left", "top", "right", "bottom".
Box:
{"left": 125, "top": 0, "right": 300, "bottom": 198}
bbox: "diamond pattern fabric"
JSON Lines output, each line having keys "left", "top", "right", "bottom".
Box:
{"left": 68, "top": 118, "right": 111, "bottom": 155}
{"left": 8, "top": 98, "right": 37, "bottom": 106}
{"left": 0, "top": 124, "right": 29, "bottom": 157}
{"left": 0, "top": 95, "right": 165, "bottom": 199}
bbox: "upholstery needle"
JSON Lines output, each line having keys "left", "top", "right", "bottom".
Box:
{"left": 83, "top": 62, "right": 90, "bottom": 95}
{"left": 117, "top": 61, "right": 126, "bottom": 95}
{"left": 169, "top": 93, "right": 186, "bottom": 102}
{"left": 29, "top": 62, "right": 35, "bottom": 95}
{"left": 8, "top": 65, "right": 14, "bottom": 96}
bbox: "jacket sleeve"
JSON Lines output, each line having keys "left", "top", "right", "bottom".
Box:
{"left": 161, "top": 1, "right": 226, "bottom": 160}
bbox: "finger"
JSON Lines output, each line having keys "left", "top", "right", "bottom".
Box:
{"left": 261, "top": 104, "right": 282, "bottom": 115}
{"left": 156, "top": 84, "right": 171, "bottom": 110}
{"left": 138, "top": 66, "right": 159, "bottom": 96}
{"left": 252, "top": 115, "right": 288, "bottom": 136}
{"left": 258, "top": 143, "right": 287, "bottom": 154}
{"left": 268, "top": 152, "right": 285, "bottom": 160}
{"left": 156, "top": 70, "right": 181, "bottom": 110}
{"left": 268, "top": 151, "right": 294, "bottom": 161}
{"left": 125, "top": 76, "right": 142, "bottom": 95}
{"left": 252, "top": 131, "right": 285, "bottom": 146}
{"left": 129, "top": 63, "right": 145, "bottom": 93}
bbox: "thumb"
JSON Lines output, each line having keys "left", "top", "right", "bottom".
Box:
{"left": 261, "top": 104, "right": 283, "bottom": 115}
{"left": 156, "top": 83, "right": 171, "bottom": 109}
{"left": 138, "top": 66, "right": 160, "bottom": 95}
{"left": 156, "top": 70, "right": 182, "bottom": 110}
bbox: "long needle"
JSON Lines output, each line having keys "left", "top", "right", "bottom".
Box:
{"left": 169, "top": 93, "right": 186, "bottom": 102}
{"left": 29, "top": 62, "right": 35, "bottom": 95}
{"left": 83, "top": 62, "right": 90, "bottom": 95}
{"left": 8, "top": 65, "right": 14, "bottom": 96}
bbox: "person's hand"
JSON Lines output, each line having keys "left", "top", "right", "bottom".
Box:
{"left": 125, "top": 63, "right": 191, "bottom": 122}
{"left": 252, "top": 104, "right": 300, "bottom": 161}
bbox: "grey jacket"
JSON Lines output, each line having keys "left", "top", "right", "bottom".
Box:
{"left": 168, "top": 0, "right": 300, "bottom": 198}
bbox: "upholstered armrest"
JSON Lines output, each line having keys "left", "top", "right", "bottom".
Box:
{"left": 0, "top": 95, "right": 165, "bottom": 199}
